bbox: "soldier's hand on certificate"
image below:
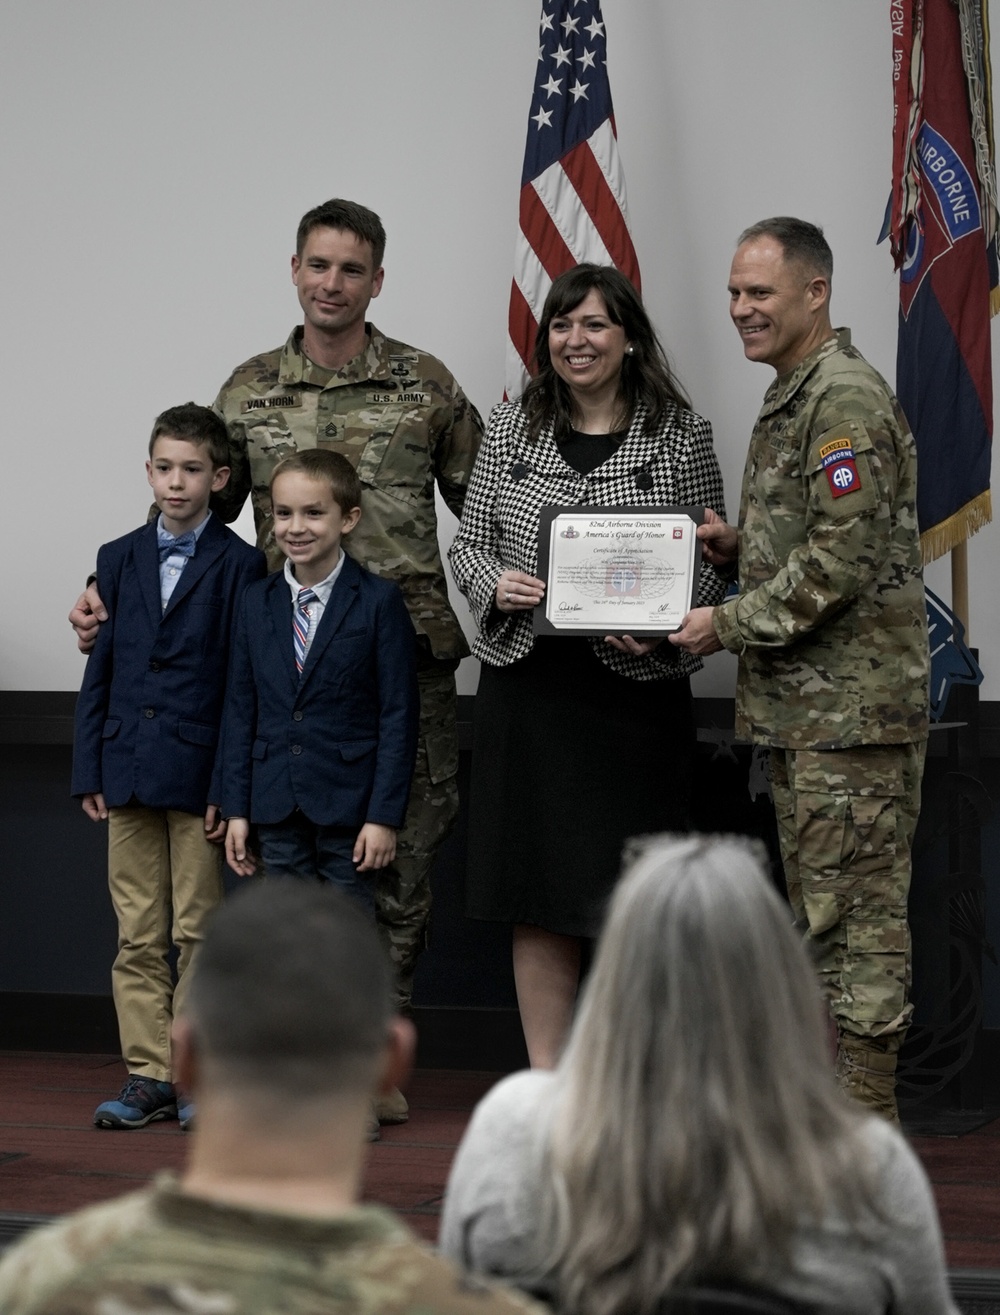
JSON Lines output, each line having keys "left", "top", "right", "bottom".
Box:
{"left": 697, "top": 510, "right": 739, "bottom": 568}
{"left": 669, "top": 607, "right": 723, "bottom": 655}
{"left": 603, "top": 634, "right": 664, "bottom": 656}
{"left": 496, "top": 570, "right": 545, "bottom": 614}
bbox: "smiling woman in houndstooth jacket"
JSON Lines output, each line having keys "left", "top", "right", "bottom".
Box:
{"left": 448, "top": 265, "right": 728, "bottom": 1068}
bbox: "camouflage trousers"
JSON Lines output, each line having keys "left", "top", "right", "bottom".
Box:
{"left": 770, "top": 740, "right": 926, "bottom": 1044}
{"left": 375, "top": 659, "right": 460, "bottom": 1011}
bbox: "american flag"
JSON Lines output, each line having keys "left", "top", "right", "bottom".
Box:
{"left": 505, "top": 0, "right": 641, "bottom": 400}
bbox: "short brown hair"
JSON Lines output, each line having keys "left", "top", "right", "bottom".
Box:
{"left": 295, "top": 198, "right": 386, "bottom": 269}
{"left": 183, "top": 881, "right": 393, "bottom": 1099}
{"left": 148, "top": 403, "right": 230, "bottom": 469}
{"left": 737, "top": 216, "right": 833, "bottom": 280}
{"left": 270, "top": 448, "right": 362, "bottom": 516}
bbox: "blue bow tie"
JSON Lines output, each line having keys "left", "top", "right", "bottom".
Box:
{"left": 158, "top": 530, "right": 197, "bottom": 561}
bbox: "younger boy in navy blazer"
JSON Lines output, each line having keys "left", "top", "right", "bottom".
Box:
{"left": 72, "top": 404, "right": 266, "bottom": 1130}
{"left": 222, "top": 450, "right": 418, "bottom": 907}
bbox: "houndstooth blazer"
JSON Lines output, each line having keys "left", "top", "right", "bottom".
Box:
{"left": 448, "top": 400, "right": 728, "bottom": 682}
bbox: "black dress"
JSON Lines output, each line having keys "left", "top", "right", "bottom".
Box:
{"left": 464, "top": 432, "right": 696, "bottom": 938}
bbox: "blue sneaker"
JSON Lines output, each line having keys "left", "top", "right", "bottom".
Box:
{"left": 94, "top": 1075, "right": 177, "bottom": 1129}
{"left": 176, "top": 1093, "right": 195, "bottom": 1132}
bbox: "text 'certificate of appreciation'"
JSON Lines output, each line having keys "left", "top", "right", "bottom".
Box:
{"left": 533, "top": 505, "right": 704, "bottom": 637}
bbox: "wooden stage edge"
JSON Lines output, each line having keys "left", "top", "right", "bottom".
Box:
{"left": 0, "top": 995, "right": 534, "bottom": 1072}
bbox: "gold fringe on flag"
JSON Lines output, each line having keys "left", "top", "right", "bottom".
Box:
{"left": 920, "top": 488, "right": 993, "bottom": 562}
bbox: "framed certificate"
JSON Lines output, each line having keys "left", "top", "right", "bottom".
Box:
{"left": 533, "top": 505, "right": 704, "bottom": 637}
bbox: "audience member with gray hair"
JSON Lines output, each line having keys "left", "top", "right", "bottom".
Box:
{"left": 440, "top": 835, "right": 955, "bottom": 1315}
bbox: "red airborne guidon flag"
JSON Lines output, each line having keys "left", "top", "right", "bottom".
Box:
{"left": 886, "top": 0, "right": 997, "bottom": 560}
{"left": 505, "top": 0, "right": 641, "bottom": 400}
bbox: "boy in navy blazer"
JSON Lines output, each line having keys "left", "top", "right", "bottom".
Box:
{"left": 222, "top": 450, "right": 418, "bottom": 909}
{"left": 72, "top": 404, "right": 266, "bottom": 1130}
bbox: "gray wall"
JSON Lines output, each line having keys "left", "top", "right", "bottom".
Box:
{"left": 1, "top": 0, "right": 997, "bottom": 698}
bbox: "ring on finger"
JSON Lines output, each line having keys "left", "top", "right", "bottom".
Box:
{"left": 505, "top": 591, "right": 512, "bottom": 602}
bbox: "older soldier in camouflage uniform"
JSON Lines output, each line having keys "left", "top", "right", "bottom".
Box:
{"left": 671, "top": 217, "right": 929, "bottom": 1122}
{"left": 0, "top": 883, "right": 542, "bottom": 1315}
{"left": 70, "top": 201, "right": 483, "bottom": 1122}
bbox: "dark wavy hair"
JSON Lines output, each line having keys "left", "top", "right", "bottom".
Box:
{"left": 521, "top": 264, "right": 691, "bottom": 444}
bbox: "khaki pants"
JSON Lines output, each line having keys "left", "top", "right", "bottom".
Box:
{"left": 770, "top": 741, "right": 925, "bottom": 1044}
{"left": 108, "top": 806, "right": 224, "bottom": 1080}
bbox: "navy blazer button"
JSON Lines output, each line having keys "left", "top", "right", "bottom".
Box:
{"left": 292, "top": 711, "right": 303, "bottom": 721}
{"left": 143, "top": 708, "right": 155, "bottom": 719}
{"left": 149, "top": 661, "right": 160, "bottom": 672}
{"left": 291, "top": 744, "right": 302, "bottom": 755}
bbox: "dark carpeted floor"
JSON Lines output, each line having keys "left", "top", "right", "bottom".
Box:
{"left": 1, "top": 1051, "right": 999, "bottom": 1267}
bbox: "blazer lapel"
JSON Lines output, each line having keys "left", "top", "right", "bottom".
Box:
{"left": 266, "top": 574, "right": 300, "bottom": 689}
{"left": 134, "top": 525, "right": 165, "bottom": 632}
{"left": 298, "top": 555, "right": 361, "bottom": 690}
{"left": 162, "top": 516, "right": 227, "bottom": 618}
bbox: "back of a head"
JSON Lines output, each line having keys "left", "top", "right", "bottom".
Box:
{"left": 569, "top": 834, "right": 832, "bottom": 1118}
{"left": 183, "top": 881, "right": 393, "bottom": 1100}
{"left": 548, "top": 836, "right": 866, "bottom": 1315}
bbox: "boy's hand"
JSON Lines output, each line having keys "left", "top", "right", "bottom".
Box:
{"left": 353, "top": 823, "right": 396, "bottom": 872}
{"left": 204, "top": 805, "right": 226, "bottom": 844}
{"left": 69, "top": 582, "right": 107, "bottom": 655}
{"left": 81, "top": 793, "right": 108, "bottom": 822}
{"left": 225, "top": 819, "right": 257, "bottom": 876}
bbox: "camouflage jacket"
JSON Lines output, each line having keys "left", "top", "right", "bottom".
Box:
{"left": 0, "top": 1174, "right": 545, "bottom": 1315}
{"left": 212, "top": 325, "right": 484, "bottom": 662}
{"left": 713, "top": 329, "right": 929, "bottom": 750}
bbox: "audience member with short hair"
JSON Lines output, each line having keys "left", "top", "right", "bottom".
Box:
{"left": 440, "top": 835, "right": 957, "bottom": 1315}
{"left": 0, "top": 882, "right": 543, "bottom": 1315}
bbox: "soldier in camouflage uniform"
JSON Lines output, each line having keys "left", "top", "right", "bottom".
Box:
{"left": 70, "top": 201, "right": 484, "bottom": 1087}
{"left": 0, "top": 883, "right": 542, "bottom": 1315}
{"left": 212, "top": 201, "right": 482, "bottom": 1035}
{"left": 671, "top": 218, "right": 929, "bottom": 1121}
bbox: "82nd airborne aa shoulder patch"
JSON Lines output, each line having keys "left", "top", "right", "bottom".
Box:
{"left": 819, "top": 437, "right": 862, "bottom": 499}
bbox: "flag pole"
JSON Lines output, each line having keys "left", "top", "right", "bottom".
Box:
{"left": 951, "top": 540, "right": 970, "bottom": 639}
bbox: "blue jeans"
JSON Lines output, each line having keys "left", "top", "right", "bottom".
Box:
{"left": 257, "top": 812, "right": 375, "bottom": 915}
